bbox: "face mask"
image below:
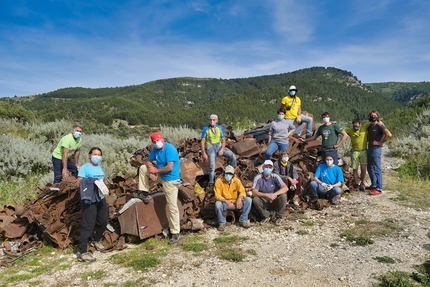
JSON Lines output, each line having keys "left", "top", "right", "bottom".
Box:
{"left": 353, "top": 126, "right": 360, "bottom": 131}
{"left": 73, "top": 131, "right": 82, "bottom": 139}
{"left": 282, "top": 157, "right": 289, "bottom": 163}
{"left": 277, "top": 115, "right": 284, "bottom": 120}
{"left": 326, "top": 160, "right": 334, "bottom": 166}
{"left": 155, "top": 141, "right": 163, "bottom": 149}
{"left": 289, "top": 91, "right": 296, "bottom": 96}
{"left": 224, "top": 174, "right": 233, "bottom": 181}
{"left": 91, "top": 155, "right": 102, "bottom": 165}
{"left": 322, "top": 117, "right": 330, "bottom": 123}
{"left": 263, "top": 168, "right": 272, "bottom": 176}
{"left": 369, "top": 116, "right": 377, "bottom": 122}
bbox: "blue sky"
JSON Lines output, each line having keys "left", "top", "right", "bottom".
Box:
{"left": 1, "top": 0, "right": 429, "bottom": 97}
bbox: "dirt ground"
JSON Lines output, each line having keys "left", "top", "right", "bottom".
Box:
{"left": 2, "top": 148, "right": 430, "bottom": 287}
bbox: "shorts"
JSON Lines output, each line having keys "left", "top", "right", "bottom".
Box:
{"left": 351, "top": 149, "right": 367, "bottom": 169}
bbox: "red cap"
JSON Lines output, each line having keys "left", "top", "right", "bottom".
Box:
{"left": 150, "top": 132, "right": 163, "bottom": 142}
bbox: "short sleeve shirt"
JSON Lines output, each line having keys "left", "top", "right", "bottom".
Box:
{"left": 52, "top": 133, "right": 82, "bottom": 160}
{"left": 281, "top": 95, "right": 301, "bottom": 119}
{"left": 314, "top": 164, "right": 344, "bottom": 185}
{"left": 368, "top": 123, "right": 387, "bottom": 148}
{"left": 316, "top": 124, "right": 344, "bottom": 151}
{"left": 344, "top": 123, "right": 371, "bottom": 151}
{"left": 148, "top": 142, "right": 180, "bottom": 181}
{"left": 252, "top": 173, "right": 285, "bottom": 194}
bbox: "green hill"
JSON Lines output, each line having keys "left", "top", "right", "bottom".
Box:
{"left": 2, "top": 67, "right": 402, "bottom": 129}
{"left": 366, "top": 81, "right": 430, "bottom": 105}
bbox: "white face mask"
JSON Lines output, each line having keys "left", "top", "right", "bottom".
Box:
{"left": 155, "top": 141, "right": 164, "bottom": 149}
{"left": 282, "top": 157, "right": 289, "bottom": 163}
{"left": 326, "top": 160, "right": 334, "bottom": 166}
{"left": 322, "top": 117, "right": 330, "bottom": 123}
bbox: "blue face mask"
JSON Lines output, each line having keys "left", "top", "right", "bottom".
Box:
{"left": 224, "top": 174, "right": 233, "bottom": 181}
{"left": 91, "top": 155, "right": 102, "bottom": 165}
{"left": 263, "top": 168, "right": 272, "bottom": 176}
{"left": 289, "top": 91, "right": 296, "bottom": 96}
{"left": 155, "top": 141, "right": 163, "bottom": 149}
{"left": 73, "top": 131, "right": 82, "bottom": 139}
{"left": 277, "top": 115, "right": 284, "bottom": 120}
{"left": 353, "top": 126, "right": 360, "bottom": 131}
{"left": 369, "top": 116, "right": 377, "bottom": 122}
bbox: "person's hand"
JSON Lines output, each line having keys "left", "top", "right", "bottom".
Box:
{"left": 218, "top": 149, "right": 224, "bottom": 156}
{"left": 296, "top": 116, "right": 302, "bottom": 123}
{"left": 299, "top": 137, "right": 306, "bottom": 143}
{"left": 226, "top": 200, "right": 235, "bottom": 210}
{"left": 236, "top": 198, "right": 243, "bottom": 209}
{"left": 75, "top": 163, "right": 81, "bottom": 170}
{"left": 62, "top": 168, "right": 68, "bottom": 178}
{"left": 148, "top": 166, "right": 158, "bottom": 174}
{"left": 334, "top": 144, "right": 340, "bottom": 150}
{"left": 149, "top": 173, "right": 157, "bottom": 181}
{"left": 202, "top": 153, "right": 208, "bottom": 162}
{"left": 321, "top": 183, "right": 327, "bottom": 188}
{"left": 267, "top": 194, "right": 277, "bottom": 201}
{"left": 327, "top": 185, "right": 333, "bottom": 191}
{"left": 290, "top": 178, "right": 298, "bottom": 185}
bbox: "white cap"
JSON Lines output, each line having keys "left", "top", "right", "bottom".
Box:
{"left": 263, "top": 160, "right": 273, "bottom": 166}
{"left": 289, "top": 85, "right": 297, "bottom": 91}
{"left": 224, "top": 165, "right": 235, "bottom": 174}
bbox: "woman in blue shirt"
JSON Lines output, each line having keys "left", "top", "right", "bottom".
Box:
{"left": 76, "top": 147, "right": 108, "bottom": 262}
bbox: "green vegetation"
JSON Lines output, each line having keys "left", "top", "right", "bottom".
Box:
{"left": 376, "top": 259, "right": 430, "bottom": 286}
{"left": 108, "top": 238, "right": 168, "bottom": 272}
{"left": 82, "top": 270, "right": 107, "bottom": 280}
{"left": 340, "top": 218, "right": 402, "bottom": 246}
{"left": 182, "top": 235, "right": 208, "bottom": 254}
{"left": 213, "top": 234, "right": 250, "bottom": 262}
{"left": 302, "top": 221, "right": 314, "bottom": 226}
{"left": 296, "top": 230, "right": 309, "bottom": 235}
{"left": 373, "top": 256, "right": 397, "bottom": 264}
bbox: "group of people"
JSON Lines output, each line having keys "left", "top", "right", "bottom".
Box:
{"left": 51, "top": 84, "right": 392, "bottom": 262}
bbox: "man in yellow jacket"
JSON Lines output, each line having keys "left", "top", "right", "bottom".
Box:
{"left": 214, "top": 165, "right": 251, "bottom": 231}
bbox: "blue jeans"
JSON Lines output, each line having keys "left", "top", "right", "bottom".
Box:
{"left": 206, "top": 143, "right": 236, "bottom": 183}
{"left": 215, "top": 197, "right": 252, "bottom": 224}
{"left": 367, "top": 147, "right": 382, "bottom": 191}
{"left": 52, "top": 156, "right": 78, "bottom": 183}
{"left": 321, "top": 150, "right": 339, "bottom": 165}
{"left": 265, "top": 141, "right": 289, "bottom": 160}
{"left": 310, "top": 181, "right": 341, "bottom": 202}
{"left": 285, "top": 114, "right": 313, "bottom": 136}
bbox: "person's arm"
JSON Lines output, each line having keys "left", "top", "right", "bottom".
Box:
{"left": 379, "top": 128, "right": 392, "bottom": 145}
{"left": 148, "top": 161, "right": 173, "bottom": 175}
{"left": 287, "top": 128, "right": 295, "bottom": 137}
{"left": 218, "top": 137, "right": 226, "bottom": 156}
{"left": 61, "top": 147, "right": 69, "bottom": 178}
{"left": 334, "top": 130, "right": 348, "bottom": 149}
{"left": 296, "top": 105, "right": 302, "bottom": 123}
{"left": 201, "top": 138, "right": 208, "bottom": 160}
{"left": 274, "top": 184, "right": 288, "bottom": 197}
{"left": 76, "top": 177, "right": 83, "bottom": 187}
{"left": 267, "top": 135, "right": 272, "bottom": 145}
{"left": 74, "top": 148, "right": 81, "bottom": 169}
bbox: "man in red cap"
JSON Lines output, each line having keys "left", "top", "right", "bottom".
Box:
{"left": 135, "top": 131, "right": 181, "bottom": 244}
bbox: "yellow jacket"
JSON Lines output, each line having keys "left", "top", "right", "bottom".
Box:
{"left": 214, "top": 177, "right": 246, "bottom": 203}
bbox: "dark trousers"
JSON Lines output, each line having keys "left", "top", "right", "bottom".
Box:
{"left": 252, "top": 194, "right": 287, "bottom": 219}
{"left": 79, "top": 198, "right": 108, "bottom": 253}
{"left": 52, "top": 156, "right": 78, "bottom": 183}
{"left": 281, "top": 177, "right": 302, "bottom": 201}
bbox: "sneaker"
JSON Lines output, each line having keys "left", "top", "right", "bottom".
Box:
{"left": 330, "top": 198, "right": 338, "bottom": 205}
{"left": 208, "top": 183, "right": 214, "bottom": 192}
{"left": 369, "top": 189, "right": 382, "bottom": 196}
{"left": 359, "top": 184, "right": 365, "bottom": 192}
{"left": 305, "top": 134, "right": 313, "bottom": 139}
{"left": 274, "top": 218, "right": 282, "bottom": 226}
{"left": 217, "top": 223, "right": 226, "bottom": 231}
{"left": 78, "top": 252, "right": 96, "bottom": 262}
{"left": 132, "top": 191, "right": 152, "bottom": 204}
{"left": 169, "top": 233, "right": 180, "bottom": 244}
{"left": 239, "top": 221, "right": 250, "bottom": 229}
{"left": 260, "top": 217, "right": 271, "bottom": 224}
{"left": 91, "top": 241, "right": 105, "bottom": 252}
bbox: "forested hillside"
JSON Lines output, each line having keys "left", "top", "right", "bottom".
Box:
{"left": 2, "top": 67, "right": 402, "bottom": 129}
{"left": 367, "top": 81, "right": 430, "bottom": 105}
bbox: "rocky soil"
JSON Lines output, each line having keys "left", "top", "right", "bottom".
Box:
{"left": 3, "top": 148, "right": 430, "bottom": 287}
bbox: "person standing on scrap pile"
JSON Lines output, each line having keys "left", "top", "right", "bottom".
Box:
{"left": 280, "top": 85, "right": 313, "bottom": 138}
{"left": 252, "top": 160, "right": 289, "bottom": 226}
{"left": 273, "top": 150, "right": 302, "bottom": 206}
{"left": 76, "top": 147, "right": 108, "bottom": 262}
{"left": 301, "top": 111, "right": 348, "bottom": 165}
{"left": 135, "top": 132, "right": 181, "bottom": 244}
{"left": 214, "top": 165, "right": 252, "bottom": 231}
{"left": 201, "top": 114, "right": 237, "bottom": 191}
{"left": 309, "top": 155, "right": 344, "bottom": 205}
{"left": 366, "top": 110, "right": 392, "bottom": 196}
{"left": 52, "top": 124, "right": 83, "bottom": 183}
{"left": 265, "top": 109, "right": 295, "bottom": 160}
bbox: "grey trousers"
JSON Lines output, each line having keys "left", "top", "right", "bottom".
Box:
{"left": 252, "top": 194, "right": 287, "bottom": 219}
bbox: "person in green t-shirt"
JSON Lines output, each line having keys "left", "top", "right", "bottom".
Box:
{"left": 51, "top": 124, "right": 83, "bottom": 183}
{"left": 301, "top": 112, "right": 348, "bottom": 165}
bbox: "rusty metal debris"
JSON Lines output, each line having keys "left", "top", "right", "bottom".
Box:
{"left": 0, "top": 124, "right": 355, "bottom": 265}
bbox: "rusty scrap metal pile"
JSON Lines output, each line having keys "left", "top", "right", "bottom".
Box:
{"left": 0, "top": 125, "right": 354, "bottom": 265}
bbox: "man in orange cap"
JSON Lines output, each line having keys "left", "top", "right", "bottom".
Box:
{"left": 135, "top": 131, "right": 181, "bottom": 244}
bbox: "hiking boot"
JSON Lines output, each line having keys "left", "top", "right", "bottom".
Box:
{"left": 365, "top": 185, "right": 374, "bottom": 190}
{"left": 78, "top": 252, "right": 96, "bottom": 262}
{"left": 208, "top": 183, "right": 214, "bottom": 192}
{"left": 369, "top": 189, "right": 382, "bottom": 196}
{"left": 239, "top": 221, "right": 251, "bottom": 229}
{"left": 169, "top": 233, "right": 180, "bottom": 244}
{"left": 217, "top": 223, "right": 226, "bottom": 231}
{"left": 330, "top": 198, "right": 338, "bottom": 205}
{"left": 305, "top": 133, "right": 313, "bottom": 139}
{"left": 91, "top": 241, "right": 105, "bottom": 252}
{"left": 359, "top": 184, "right": 365, "bottom": 192}
{"left": 274, "top": 218, "right": 282, "bottom": 226}
{"left": 260, "top": 217, "right": 271, "bottom": 224}
{"left": 132, "top": 191, "right": 152, "bottom": 204}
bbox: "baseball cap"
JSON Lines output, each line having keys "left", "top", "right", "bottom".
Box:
{"left": 150, "top": 132, "right": 163, "bottom": 142}
{"left": 263, "top": 160, "right": 273, "bottom": 166}
{"left": 224, "top": 165, "right": 235, "bottom": 174}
